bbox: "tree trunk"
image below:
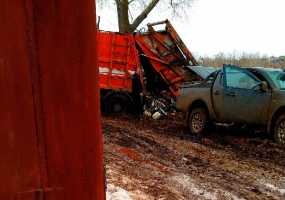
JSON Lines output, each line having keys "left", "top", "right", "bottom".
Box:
{"left": 116, "top": 0, "right": 131, "bottom": 33}
{"left": 129, "top": 0, "right": 160, "bottom": 33}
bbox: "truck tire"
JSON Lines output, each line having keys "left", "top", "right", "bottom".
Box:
{"left": 102, "top": 92, "right": 134, "bottom": 114}
{"left": 273, "top": 114, "right": 285, "bottom": 145}
{"left": 188, "top": 107, "right": 209, "bottom": 135}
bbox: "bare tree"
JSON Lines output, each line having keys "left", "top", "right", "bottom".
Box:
{"left": 199, "top": 52, "right": 285, "bottom": 68}
{"left": 98, "top": 0, "right": 193, "bottom": 33}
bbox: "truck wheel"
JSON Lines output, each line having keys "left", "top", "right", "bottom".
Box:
{"left": 102, "top": 92, "right": 134, "bottom": 114}
{"left": 188, "top": 107, "right": 209, "bottom": 135}
{"left": 107, "top": 93, "right": 128, "bottom": 114}
{"left": 273, "top": 114, "right": 285, "bottom": 145}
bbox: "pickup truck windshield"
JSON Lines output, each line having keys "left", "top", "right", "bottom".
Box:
{"left": 264, "top": 69, "right": 285, "bottom": 90}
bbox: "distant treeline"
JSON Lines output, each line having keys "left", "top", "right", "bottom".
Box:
{"left": 198, "top": 53, "right": 285, "bottom": 68}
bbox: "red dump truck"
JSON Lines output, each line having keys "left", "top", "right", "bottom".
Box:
{"left": 98, "top": 20, "right": 202, "bottom": 114}
{"left": 98, "top": 31, "right": 143, "bottom": 113}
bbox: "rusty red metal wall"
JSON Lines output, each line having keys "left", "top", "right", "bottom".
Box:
{"left": 0, "top": 0, "right": 104, "bottom": 199}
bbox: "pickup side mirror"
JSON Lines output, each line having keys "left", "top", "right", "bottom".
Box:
{"left": 260, "top": 81, "right": 269, "bottom": 92}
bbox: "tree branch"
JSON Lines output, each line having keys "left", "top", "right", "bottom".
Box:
{"left": 130, "top": 0, "right": 160, "bottom": 32}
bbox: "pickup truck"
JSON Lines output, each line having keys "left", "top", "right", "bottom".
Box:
{"left": 176, "top": 64, "right": 285, "bottom": 145}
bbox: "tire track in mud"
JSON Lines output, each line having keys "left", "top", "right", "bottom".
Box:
{"left": 103, "top": 115, "right": 285, "bottom": 200}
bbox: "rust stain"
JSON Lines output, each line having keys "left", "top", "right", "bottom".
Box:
{"left": 118, "top": 147, "right": 142, "bottom": 161}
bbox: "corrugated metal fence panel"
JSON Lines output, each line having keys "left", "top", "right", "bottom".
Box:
{"left": 0, "top": 0, "right": 104, "bottom": 199}
{"left": 0, "top": 1, "right": 42, "bottom": 200}
{"left": 32, "top": 1, "right": 105, "bottom": 199}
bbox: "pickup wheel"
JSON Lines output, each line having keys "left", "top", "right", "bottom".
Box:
{"left": 188, "top": 107, "right": 209, "bottom": 135}
{"left": 273, "top": 114, "right": 285, "bottom": 145}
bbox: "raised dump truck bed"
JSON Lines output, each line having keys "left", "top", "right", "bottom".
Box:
{"left": 135, "top": 20, "right": 198, "bottom": 97}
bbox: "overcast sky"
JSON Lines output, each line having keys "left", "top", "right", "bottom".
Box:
{"left": 97, "top": 0, "right": 285, "bottom": 57}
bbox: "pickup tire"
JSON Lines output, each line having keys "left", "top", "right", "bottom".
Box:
{"left": 188, "top": 107, "right": 209, "bottom": 135}
{"left": 273, "top": 114, "right": 285, "bottom": 145}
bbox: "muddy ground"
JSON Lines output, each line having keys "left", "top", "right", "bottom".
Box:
{"left": 103, "top": 114, "right": 285, "bottom": 200}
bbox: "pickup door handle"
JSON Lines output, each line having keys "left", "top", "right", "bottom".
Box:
{"left": 225, "top": 91, "right": 236, "bottom": 97}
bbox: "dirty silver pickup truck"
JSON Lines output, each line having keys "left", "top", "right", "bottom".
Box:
{"left": 176, "top": 65, "right": 285, "bottom": 144}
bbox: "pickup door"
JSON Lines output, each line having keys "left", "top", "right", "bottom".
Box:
{"left": 212, "top": 65, "right": 271, "bottom": 124}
